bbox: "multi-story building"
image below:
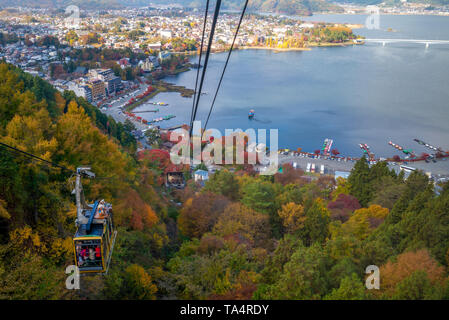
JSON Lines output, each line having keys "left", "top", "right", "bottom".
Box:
{"left": 88, "top": 79, "right": 105, "bottom": 101}
{"left": 88, "top": 68, "right": 122, "bottom": 96}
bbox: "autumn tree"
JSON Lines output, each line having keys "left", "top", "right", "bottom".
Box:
{"left": 378, "top": 249, "right": 446, "bottom": 299}
{"left": 178, "top": 192, "right": 230, "bottom": 239}
{"left": 213, "top": 203, "right": 272, "bottom": 248}
{"left": 115, "top": 189, "right": 158, "bottom": 231}
{"left": 342, "top": 204, "right": 389, "bottom": 241}
{"left": 277, "top": 202, "right": 306, "bottom": 234}
{"left": 120, "top": 264, "right": 157, "bottom": 300}
{"left": 327, "top": 193, "right": 361, "bottom": 222}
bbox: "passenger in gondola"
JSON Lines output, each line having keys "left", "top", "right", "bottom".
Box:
{"left": 79, "top": 246, "right": 88, "bottom": 265}
{"left": 76, "top": 245, "right": 85, "bottom": 266}
{"left": 89, "top": 247, "right": 95, "bottom": 261}
{"left": 94, "top": 199, "right": 109, "bottom": 219}
{"left": 95, "top": 246, "right": 101, "bottom": 259}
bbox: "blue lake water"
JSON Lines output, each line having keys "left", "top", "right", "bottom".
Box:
{"left": 135, "top": 14, "right": 449, "bottom": 157}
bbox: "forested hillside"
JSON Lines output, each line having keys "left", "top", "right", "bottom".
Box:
{"left": 1, "top": 61, "right": 449, "bottom": 299}
{"left": 0, "top": 61, "right": 166, "bottom": 299}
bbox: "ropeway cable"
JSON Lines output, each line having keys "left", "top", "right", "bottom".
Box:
{"left": 189, "top": 0, "right": 222, "bottom": 138}
{"left": 202, "top": 0, "right": 249, "bottom": 139}
{"left": 189, "top": 0, "right": 210, "bottom": 130}
{"left": 0, "top": 141, "right": 76, "bottom": 174}
{"left": 0, "top": 141, "right": 116, "bottom": 180}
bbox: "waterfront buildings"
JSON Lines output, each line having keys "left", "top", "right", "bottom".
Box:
{"left": 88, "top": 68, "right": 123, "bottom": 99}
{"left": 88, "top": 79, "right": 106, "bottom": 101}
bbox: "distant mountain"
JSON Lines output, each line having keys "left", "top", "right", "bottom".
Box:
{"left": 1, "top": 0, "right": 122, "bottom": 9}
{"left": 243, "top": 0, "right": 344, "bottom": 15}
{"left": 2, "top": 0, "right": 343, "bottom": 15}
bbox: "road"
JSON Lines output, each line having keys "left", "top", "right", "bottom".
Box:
{"left": 97, "top": 83, "right": 154, "bottom": 149}
{"left": 101, "top": 83, "right": 150, "bottom": 131}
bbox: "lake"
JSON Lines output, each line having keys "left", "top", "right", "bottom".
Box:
{"left": 134, "top": 14, "right": 449, "bottom": 157}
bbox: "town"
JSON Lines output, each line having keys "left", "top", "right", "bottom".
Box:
{"left": 0, "top": 6, "right": 362, "bottom": 104}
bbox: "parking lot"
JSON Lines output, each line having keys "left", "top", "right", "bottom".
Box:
{"left": 278, "top": 152, "right": 449, "bottom": 178}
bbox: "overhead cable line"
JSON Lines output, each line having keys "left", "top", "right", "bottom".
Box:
{"left": 189, "top": 0, "right": 222, "bottom": 138}
{"left": 0, "top": 141, "right": 116, "bottom": 180}
{"left": 190, "top": 0, "right": 210, "bottom": 129}
{"left": 0, "top": 141, "right": 76, "bottom": 174}
{"left": 202, "top": 0, "right": 249, "bottom": 138}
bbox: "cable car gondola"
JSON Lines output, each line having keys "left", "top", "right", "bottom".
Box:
{"left": 72, "top": 167, "right": 117, "bottom": 274}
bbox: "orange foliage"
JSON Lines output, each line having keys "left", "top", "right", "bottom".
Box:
{"left": 379, "top": 249, "right": 446, "bottom": 296}
{"left": 178, "top": 192, "right": 230, "bottom": 239}
{"left": 115, "top": 189, "right": 158, "bottom": 231}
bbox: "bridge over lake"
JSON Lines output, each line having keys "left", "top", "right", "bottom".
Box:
{"left": 364, "top": 38, "right": 449, "bottom": 48}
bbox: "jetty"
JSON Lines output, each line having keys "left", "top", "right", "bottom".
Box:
{"left": 133, "top": 109, "right": 159, "bottom": 113}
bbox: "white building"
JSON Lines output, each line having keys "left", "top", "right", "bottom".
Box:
{"left": 194, "top": 170, "right": 209, "bottom": 183}
{"left": 159, "top": 30, "right": 172, "bottom": 39}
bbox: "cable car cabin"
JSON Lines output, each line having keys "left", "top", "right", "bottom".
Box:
{"left": 73, "top": 200, "right": 117, "bottom": 274}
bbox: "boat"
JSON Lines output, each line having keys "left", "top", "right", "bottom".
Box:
{"left": 248, "top": 109, "right": 255, "bottom": 119}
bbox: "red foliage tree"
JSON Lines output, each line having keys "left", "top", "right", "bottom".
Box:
{"left": 327, "top": 193, "right": 361, "bottom": 222}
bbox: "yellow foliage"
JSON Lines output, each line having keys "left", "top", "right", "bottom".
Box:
{"left": 124, "top": 264, "right": 157, "bottom": 300}
{"left": 48, "top": 237, "right": 73, "bottom": 263}
{"left": 0, "top": 200, "right": 11, "bottom": 220}
{"left": 10, "top": 226, "right": 47, "bottom": 254}
{"left": 332, "top": 177, "right": 350, "bottom": 200}
{"left": 278, "top": 202, "right": 306, "bottom": 233}
{"left": 342, "top": 204, "right": 389, "bottom": 241}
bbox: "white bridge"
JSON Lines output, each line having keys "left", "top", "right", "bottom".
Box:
{"left": 364, "top": 38, "right": 449, "bottom": 48}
